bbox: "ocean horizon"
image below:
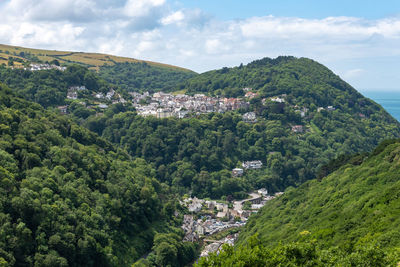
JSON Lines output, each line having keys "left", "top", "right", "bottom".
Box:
{"left": 362, "top": 90, "right": 400, "bottom": 122}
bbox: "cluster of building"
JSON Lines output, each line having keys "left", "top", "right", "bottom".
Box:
{"left": 180, "top": 189, "right": 283, "bottom": 242}
{"left": 67, "top": 86, "right": 87, "bottom": 100}
{"left": 93, "top": 89, "right": 127, "bottom": 104}
{"left": 58, "top": 85, "right": 339, "bottom": 138}
{"left": 58, "top": 86, "right": 128, "bottom": 115}
{"left": 290, "top": 105, "right": 336, "bottom": 133}
{"left": 200, "top": 233, "right": 239, "bottom": 258}
{"left": 182, "top": 214, "right": 244, "bottom": 242}
{"left": 26, "top": 63, "right": 66, "bottom": 71}
{"left": 131, "top": 92, "right": 249, "bottom": 119}
{"left": 231, "top": 160, "right": 263, "bottom": 177}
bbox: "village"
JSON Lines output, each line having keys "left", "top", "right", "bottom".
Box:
{"left": 26, "top": 63, "right": 67, "bottom": 71}
{"left": 180, "top": 187, "right": 284, "bottom": 257}
{"left": 55, "top": 83, "right": 340, "bottom": 135}
{"left": 130, "top": 91, "right": 250, "bottom": 118}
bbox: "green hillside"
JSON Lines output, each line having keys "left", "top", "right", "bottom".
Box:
{"left": 182, "top": 56, "right": 355, "bottom": 98}
{"left": 87, "top": 57, "right": 400, "bottom": 198}
{"left": 197, "top": 139, "right": 400, "bottom": 266}
{"left": 239, "top": 139, "right": 400, "bottom": 248}
{"left": 97, "top": 62, "right": 196, "bottom": 93}
{"left": 0, "top": 83, "right": 195, "bottom": 266}
{"left": 1, "top": 54, "right": 399, "bottom": 200}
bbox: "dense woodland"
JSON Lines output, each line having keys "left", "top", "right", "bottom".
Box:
{"left": 209, "top": 139, "right": 400, "bottom": 265}
{"left": 0, "top": 84, "right": 197, "bottom": 266}
{"left": 84, "top": 57, "right": 400, "bottom": 198}
{"left": 197, "top": 235, "right": 399, "bottom": 266}
{"left": 0, "top": 64, "right": 111, "bottom": 108}
{"left": 98, "top": 62, "right": 196, "bottom": 93}
{"left": 1, "top": 57, "right": 399, "bottom": 199}
{"left": 1, "top": 54, "right": 400, "bottom": 266}
{"left": 85, "top": 107, "right": 399, "bottom": 199}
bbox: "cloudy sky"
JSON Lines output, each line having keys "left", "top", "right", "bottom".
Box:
{"left": 1, "top": 0, "right": 400, "bottom": 91}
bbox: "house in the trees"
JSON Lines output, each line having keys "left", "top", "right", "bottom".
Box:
{"left": 57, "top": 105, "right": 68, "bottom": 114}
{"left": 232, "top": 168, "right": 244, "bottom": 177}
{"left": 67, "top": 91, "right": 78, "bottom": 100}
{"left": 242, "top": 112, "right": 257, "bottom": 123}
{"left": 245, "top": 91, "right": 258, "bottom": 99}
{"left": 291, "top": 125, "right": 304, "bottom": 133}
{"left": 242, "top": 160, "right": 263, "bottom": 169}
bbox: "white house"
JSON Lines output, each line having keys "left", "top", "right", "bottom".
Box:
{"left": 242, "top": 160, "right": 263, "bottom": 169}
{"left": 257, "top": 188, "right": 268, "bottom": 196}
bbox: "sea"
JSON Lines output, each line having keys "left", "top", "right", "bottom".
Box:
{"left": 362, "top": 91, "right": 400, "bottom": 122}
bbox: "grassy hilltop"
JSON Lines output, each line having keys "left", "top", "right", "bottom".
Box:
{"left": 0, "top": 43, "right": 192, "bottom": 72}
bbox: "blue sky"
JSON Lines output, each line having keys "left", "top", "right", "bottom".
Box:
{"left": 178, "top": 0, "right": 400, "bottom": 20}
{"left": 0, "top": 0, "right": 400, "bottom": 91}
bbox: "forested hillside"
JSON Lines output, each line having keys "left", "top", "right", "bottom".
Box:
{"left": 239, "top": 138, "right": 400, "bottom": 247}
{"left": 1, "top": 47, "right": 400, "bottom": 266}
{"left": 0, "top": 83, "right": 195, "bottom": 266}
{"left": 85, "top": 57, "right": 400, "bottom": 198}
{"left": 182, "top": 56, "right": 359, "bottom": 99}
{"left": 1, "top": 56, "right": 399, "bottom": 200}
{"left": 197, "top": 139, "right": 400, "bottom": 266}
{"left": 0, "top": 64, "right": 111, "bottom": 108}
{"left": 97, "top": 62, "right": 196, "bottom": 93}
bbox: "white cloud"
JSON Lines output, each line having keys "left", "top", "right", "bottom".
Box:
{"left": 161, "top": 10, "right": 185, "bottom": 25}
{"left": 239, "top": 16, "right": 400, "bottom": 41}
{"left": 5, "top": 0, "right": 98, "bottom": 22}
{"left": 1, "top": 1, "right": 400, "bottom": 89}
{"left": 124, "top": 0, "right": 166, "bottom": 17}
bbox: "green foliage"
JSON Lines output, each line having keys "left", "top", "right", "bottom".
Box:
{"left": 81, "top": 56, "right": 400, "bottom": 199}
{"left": 87, "top": 96, "right": 399, "bottom": 198}
{"left": 196, "top": 235, "right": 399, "bottom": 266}
{"left": 238, "top": 139, "right": 400, "bottom": 255}
{"left": 132, "top": 232, "right": 199, "bottom": 267}
{"left": 98, "top": 62, "right": 196, "bottom": 93}
{"left": 0, "top": 83, "right": 180, "bottom": 266}
{"left": 2, "top": 57, "right": 399, "bottom": 200}
{"left": 0, "top": 64, "right": 110, "bottom": 107}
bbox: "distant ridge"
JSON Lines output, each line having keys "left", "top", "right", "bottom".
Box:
{"left": 0, "top": 43, "right": 193, "bottom": 72}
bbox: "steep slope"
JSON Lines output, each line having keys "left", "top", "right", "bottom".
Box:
{"left": 197, "top": 140, "right": 400, "bottom": 266}
{"left": 239, "top": 139, "right": 400, "bottom": 249}
{"left": 183, "top": 56, "right": 357, "bottom": 98}
{"left": 0, "top": 64, "right": 111, "bottom": 108}
{"left": 88, "top": 57, "right": 400, "bottom": 198}
{"left": 0, "top": 83, "right": 182, "bottom": 266}
{"left": 98, "top": 62, "right": 196, "bottom": 93}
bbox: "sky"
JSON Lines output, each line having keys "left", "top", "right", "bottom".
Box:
{"left": 0, "top": 0, "right": 400, "bottom": 91}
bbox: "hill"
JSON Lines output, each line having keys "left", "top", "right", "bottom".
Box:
{"left": 197, "top": 139, "right": 400, "bottom": 266}
{"left": 86, "top": 57, "right": 400, "bottom": 198}
{"left": 0, "top": 44, "right": 196, "bottom": 94}
{"left": 238, "top": 138, "right": 400, "bottom": 248}
{"left": 0, "top": 44, "right": 191, "bottom": 72}
{"left": 0, "top": 83, "right": 197, "bottom": 266}
{"left": 1, "top": 52, "right": 399, "bottom": 199}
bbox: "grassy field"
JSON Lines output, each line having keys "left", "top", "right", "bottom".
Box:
{"left": 0, "top": 43, "right": 192, "bottom": 72}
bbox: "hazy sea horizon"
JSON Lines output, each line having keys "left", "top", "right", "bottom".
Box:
{"left": 362, "top": 90, "right": 400, "bottom": 122}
